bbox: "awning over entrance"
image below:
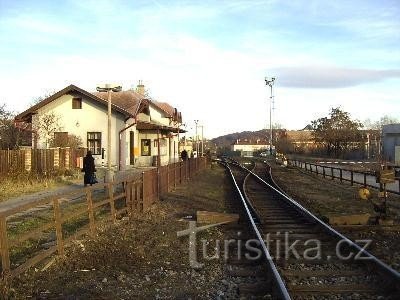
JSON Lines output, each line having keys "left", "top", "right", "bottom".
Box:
{"left": 136, "top": 121, "right": 185, "bottom": 133}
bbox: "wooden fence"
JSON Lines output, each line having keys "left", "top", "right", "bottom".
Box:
{"left": 0, "top": 156, "right": 208, "bottom": 281}
{"left": 0, "top": 148, "right": 86, "bottom": 177}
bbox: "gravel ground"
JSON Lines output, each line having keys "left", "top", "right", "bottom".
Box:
{"left": 269, "top": 162, "right": 400, "bottom": 272}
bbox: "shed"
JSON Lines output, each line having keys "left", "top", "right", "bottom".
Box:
{"left": 382, "top": 124, "right": 400, "bottom": 165}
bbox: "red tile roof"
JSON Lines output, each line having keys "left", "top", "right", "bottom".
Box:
{"left": 93, "top": 90, "right": 146, "bottom": 117}
{"left": 15, "top": 85, "right": 180, "bottom": 123}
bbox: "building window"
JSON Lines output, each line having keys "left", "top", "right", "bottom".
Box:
{"left": 141, "top": 139, "right": 151, "bottom": 156}
{"left": 87, "top": 132, "right": 101, "bottom": 155}
{"left": 72, "top": 97, "right": 82, "bottom": 109}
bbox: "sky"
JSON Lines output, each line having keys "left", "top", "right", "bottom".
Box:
{"left": 0, "top": 0, "right": 399, "bottom": 138}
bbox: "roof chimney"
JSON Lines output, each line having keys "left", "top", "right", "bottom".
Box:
{"left": 136, "top": 80, "right": 145, "bottom": 96}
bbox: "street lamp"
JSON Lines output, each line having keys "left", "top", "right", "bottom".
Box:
{"left": 198, "top": 125, "right": 204, "bottom": 156}
{"left": 194, "top": 120, "right": 199, "bottom": 157}
{"left": 96, "top": 83, "right": 122, "bottom": 182}
{"left": 265, "top": 77, "right": 275, "bottom": 155}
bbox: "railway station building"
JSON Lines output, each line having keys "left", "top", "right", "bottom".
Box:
{"left": 14, "top": 83, "right": 184, "bottom": 170}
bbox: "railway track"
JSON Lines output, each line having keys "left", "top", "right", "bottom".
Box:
{"left": 220, "top": 158, "right": 400, "bottom": 299}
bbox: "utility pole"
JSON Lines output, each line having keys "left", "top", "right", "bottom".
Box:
{"left": 194, "top": 120, "right": 199, "bottom": 157}
{"left": 96, "top": 84, "right": 122, "bottom": 182}
{"left": 265, "top": 77, "right": 275, "bottom": 155}
{"left": 201, "top": 125, "right": 204, "bottom": 157}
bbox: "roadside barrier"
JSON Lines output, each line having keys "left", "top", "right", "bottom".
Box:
{"left": 287, "top": 159, "right": 400, "bottom": 195}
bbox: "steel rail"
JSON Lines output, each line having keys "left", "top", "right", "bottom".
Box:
{"left": 236, "top": 159, "right": 400, "bottom": 286}
{"left": 223, "top": 158, "right": 262, "bottom": 223}
{"left": 221, "top": 160, "right": 291, "bottom": 300}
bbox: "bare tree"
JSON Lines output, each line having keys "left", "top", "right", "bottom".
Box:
{"left": 30, "top": 90, "right": 57, "bottom": 106}
{"left": 363, "top": 115, "right": 399, "bottom": 130}
{"left": 33, "top": 112, "right": 62, "bottom": 148}
{"left": 0, "top": 104, "right": 30, "bottom": 149}
{"left": 50, "top": 133, "right": 82, "bottom": 148}
{"left": 312, "top": 107, "right": 363, "bottom": 157}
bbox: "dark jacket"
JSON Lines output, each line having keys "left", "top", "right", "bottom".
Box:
{"left": 83, "top": 155, "right": 95, "bottom": 174}
{"left": 83, "top": 155, "right": 96, "bottom": 185}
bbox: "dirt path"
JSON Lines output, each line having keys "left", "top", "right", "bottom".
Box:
{"left": 12, "top": 166, "right": 235, "bottom": 299}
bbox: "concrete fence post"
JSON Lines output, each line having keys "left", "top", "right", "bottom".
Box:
{"left": 25, "top": 148, "right": 32, "bottom": 171}
{"left": 53, "top": 147, "right": 60, "bottom": 168}
{"left": 65, "top": 147, "right": 70, "bottom": 169}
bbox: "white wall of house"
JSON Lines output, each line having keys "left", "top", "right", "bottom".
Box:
{"left": 31, "top": 93, "right": 180, "bottom": 169}
{"left": 231, "top": 144, "right": 269, "bottom": 152}
{"left": 149, "top": 106, "right": 170, "bottom": 126}
{"left": 32, "top": 94, "right": 125, "bottom": 166}
{"left": 132, "top": 131, "right": 179, "bottom": 167}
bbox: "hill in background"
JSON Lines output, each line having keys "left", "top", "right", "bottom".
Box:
{"left": 211, "top": 129, "right": 270, "bottom": 148}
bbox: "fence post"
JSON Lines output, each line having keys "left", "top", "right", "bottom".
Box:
{"left": 25, "top": 148, "right": 32, "bottom": 171}
{"left": 364, "top": 173, "right": 367, "bottom": 187}
{"left": 340, "top": 169, "right": 343, "bottom": 182}
{"left": 108, "top": 182, "right": 116, "bottom": 222}
{"left": 174, "top": 163, "right": 177, "bottom": 188}
{"left": 316, "top": 165, "right": 319, "bottom": 175}
{"left": 53, "top": 198, "right": 64, "bottom": 256}
{"left": 167, "top": 164, "right": 170, "bottom": 192}
{"left": 157, "top": 168, "right": 160, "bottom": 201}
{"left": 322, "top": 166, "right": 325, "bottom": 178}
{"left": 350, "top": 171, "right": 354, "bottom": 186}
{"left": 86, "top": 188, "right": 95, "bottom": 235}
{"left": 65, "top": 147, "right": 70, "bottom": 169}
{"left": 125, "top": 181, "right": 132, "bottom": 218}
{"left": 53, "top": 148, "right": 60, "bottom": 169}
{"left": 179, "top": 161, "right": 182, "bottom": 184}
{"left": 141, "top": 171, "right": 145, "bottom": 212}
{"left": 0, "top": 216, "right": 10, "bottom": 273}
{"left": 331, "top": 167, "right": 334, "bottom": 180}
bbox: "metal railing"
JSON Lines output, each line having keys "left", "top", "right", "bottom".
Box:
{"left": 288, "top": 159, "right": 400, "bottom": 195}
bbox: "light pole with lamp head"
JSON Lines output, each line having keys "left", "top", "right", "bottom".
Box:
{"left": 96, "top": 83, "right": 122, "bottom": 182}
{"left": 265, "top": 77, "right": 275, "bottom": 155}
{"left": 194, "top": 120, "right": 199, "bottom": 157}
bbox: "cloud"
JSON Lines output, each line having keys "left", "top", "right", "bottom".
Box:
{"left": 271, "top": 67, "right": 400, "bottom": 88}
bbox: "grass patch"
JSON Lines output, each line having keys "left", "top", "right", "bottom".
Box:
{"left": 0, "top": 174, "right": 81, "bottom": 203}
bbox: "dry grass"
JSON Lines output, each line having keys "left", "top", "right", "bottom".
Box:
{"left": 12, "top": 166, "right": 233, "bottom": 299}
{"left": 0, "top": 174, "right": 80, "bottom": 203}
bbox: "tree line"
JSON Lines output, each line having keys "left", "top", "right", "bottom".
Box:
{"left": 309, "top": 107, "right": 397, "bottom": 158}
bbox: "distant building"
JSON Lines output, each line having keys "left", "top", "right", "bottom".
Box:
{"left": 382, "top": 124, "right": 400, "bottom": 165}
{"left": 231, "top": 139, "right": 271, "bottom": 157}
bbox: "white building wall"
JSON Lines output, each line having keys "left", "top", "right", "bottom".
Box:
{"left": 32, "top": 94, "right": 125, "bottom": 166}
{"left": 133, "top": 131, "right": 179, "bottom": 167}
{"left": 31, "top": 94, "right": 181, "bottom": 169}
{"left": 231, "top": 144, "right": 268, "bottom": 152}
{"left": 149, "top": 106, "right": 171, "bottom": 126}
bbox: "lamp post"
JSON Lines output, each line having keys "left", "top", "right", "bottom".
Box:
{"left": 198, "top": 125, "right": 204, "bottom": 156}
{"left": 201, "top": 125, "right": 204, "bottom": 156}
{"left": 265, "top": 77, "right": 275, "bottom": 155}
{"left": 96, "top": 83, "right": 122, "bottom": 182}
{"left": 194, "top": 120, "right": 199, "bottom": 157}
